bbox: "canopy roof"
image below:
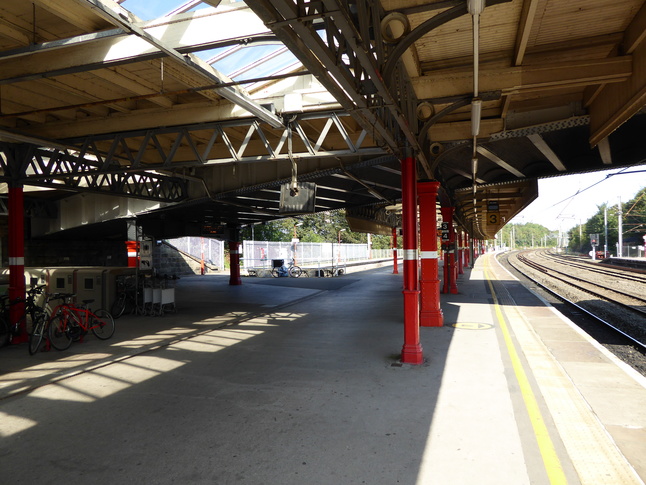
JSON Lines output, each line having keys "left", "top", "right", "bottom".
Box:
{"left": 0, "top": 0, "right": 644, "bottom": 239}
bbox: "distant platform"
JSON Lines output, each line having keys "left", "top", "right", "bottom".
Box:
{"left": 600, "top": 257, "right": 646, "bottom": 272}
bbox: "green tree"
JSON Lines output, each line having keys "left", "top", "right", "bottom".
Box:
{"left": 496, "top": 222, "right": 556, "bottom": 248}
{"left": 241, "top": 210, "right": 396, "bottom": 248}
{"left": 624, "top": 188, "right": 646, "bottom": 240}
{"left": 567, "top": 187, "right": 646, "bottom": 254}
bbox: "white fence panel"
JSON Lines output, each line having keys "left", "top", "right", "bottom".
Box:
{"left": 167, "top": 237, "right": 225, "bottom": 269}
{"left": 242, "top": 240, "right": 379, "bottom": 270}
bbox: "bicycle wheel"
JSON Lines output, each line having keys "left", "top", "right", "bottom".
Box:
{"left": 123, "top": 294, "right": 136, "bottom": 316}
{"left": 91, "top": 309, "right": 115, "bottom": 340}
{"left": 48, "top": 315, "right": 73, "bottom": 351}
{"left": 28, "top": 314, "right": 47, "bottom": 355}
{"left": 271, "top": 268, "right": 280, "bottom": 278}
{"left": 111, "top": 293, "right": 126, "bottom": 319}
{"left": 0, "top": 316, "right": 9, "bottom": 348}
{"left": 288, "top": 265, "right": 302, "bottom": 278}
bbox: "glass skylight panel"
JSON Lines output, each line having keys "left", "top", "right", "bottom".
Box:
{"left": 118, "top": 1, "right": 304, "bottom": 91}
{"left": 122, "top": 0, "right": 208, "bottom": 21}
{"left": 234, "top": 51, "right": 299, "bottom": 82}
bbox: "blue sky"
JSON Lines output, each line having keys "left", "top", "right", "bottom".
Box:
{"left": 511, "top": 164, "right": 646, "bottom": 231}
{"left": 123, "top": 0, "right": 197, "bottom": 20}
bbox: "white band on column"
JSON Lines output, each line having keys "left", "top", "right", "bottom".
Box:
{"left": 9, "top": 257, "right": 24, "bottom": 265}
{"left": 403, "top": 249, "right": 418, "bottom": 260}
{"left": 230, "top": 250, "right": 240, "bottom": 255}
{"left": 420, "top": 251, "right": 438, "bottom": 259}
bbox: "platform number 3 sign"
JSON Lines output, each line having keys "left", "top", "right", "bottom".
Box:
{"left": 487, "top": 201, "right": 500, "bottom": 225}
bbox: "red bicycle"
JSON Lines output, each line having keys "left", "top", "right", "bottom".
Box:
{"left": 48, "top": 294, "right": 115, "bottom": 351}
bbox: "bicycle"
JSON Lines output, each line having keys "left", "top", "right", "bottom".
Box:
{"left": 0, "top": 285, "right": 49, "bottom": 352}
{"left": 0, "top": 297, "right": 9, "bottom": 348}
{"left": 28, "top": 292, "right": 64, "bottom": 355}
{"left": 48, "top": 294, "right": 115, "bottom": 351}
{"left": 111, "top": 275, "right": 139, "bottom": 318}
{"left": 271, "top": 259, "right": 307, "bottom": 278}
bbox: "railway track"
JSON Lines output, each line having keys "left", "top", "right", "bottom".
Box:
{"left": 540, "top": 251, "right": 646, "bottom": 284}
{"left": 505, "top": 250, "right": 646, "bottom": 350}
{"left": 516, "top": 250, "right": 646, "bottom": 314}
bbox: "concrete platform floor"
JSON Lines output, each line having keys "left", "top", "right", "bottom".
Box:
{"left": 0, "top": 258, "right": 644, "bottom": 484}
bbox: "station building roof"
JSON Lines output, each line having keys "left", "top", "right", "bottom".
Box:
{"left": 0, "top": 0, "right": 645, "bottom": 239}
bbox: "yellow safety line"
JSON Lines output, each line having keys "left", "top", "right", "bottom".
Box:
{"left": 483, "top": 257, "right": 567, "bottom": 485}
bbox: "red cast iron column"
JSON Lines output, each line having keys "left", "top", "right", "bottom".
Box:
{"left": 392, "top": 226, "right": 399, "bottom": 274}
{"left": 440, "top": 207, "right": 459, "bottom": 294}
{"left": 400, "top": 156, "right": 423, "bottom": 364}
{"left": 418, "top": 181, "right": 443, "bottom": 327}
{"left": 457, "top": 231, "right": 464, "bottom": 275}
{"left": 229, "top": 240, "right": 242, "bottom": 286}
{"left": 8, "top": 183, "right": 27, "bottom": 344}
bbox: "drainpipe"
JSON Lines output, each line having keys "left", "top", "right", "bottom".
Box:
{"left": 392, "top": 226, "right": 399, "bottom": 274}
{"left": 8, "top": 182, "right": 27, "bottom": 344}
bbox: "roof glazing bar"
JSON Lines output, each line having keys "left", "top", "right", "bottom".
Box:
{"left": 82, "top": 0, "right": 285, "bottom": 129}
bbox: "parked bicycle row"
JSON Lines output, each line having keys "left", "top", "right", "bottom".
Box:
{"left": 0, "top": 285, "right": 115, "bottom": 355}
{"left": 246, "top": 258, "right": 347, "bottom": 278}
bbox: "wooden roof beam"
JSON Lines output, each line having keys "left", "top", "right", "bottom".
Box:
{"left": 622, "top": 1, "right": 646, "bottom": 55}
{"left": 0, "top": 8, "right": 270, "bottom": 83}
{"left": 513, "top": 0, "right": 541, "bottom": 66}
{"left": 0, "top": 17, "right": 32, "bottom": 45}
{"left": 78, "top": 0, "right": 283, "bottom": 128}
{"left": 527, "top": 134, "right": 566, "bottom": 171}
{"left": 429, "top": 119, "right": 504, "bottom": 141}
{"left": 94, "top": 67, "right": 174, "bottom": 108}
{"left": 476, "top": 146, "right": 526, "bottom": 178}
{"left": 589, "top": 3, "right": 646, "bottom": 147}
{"left": 412, "top": 57, "right": 632, "bottom": 99}
{"left": 34, "top": 0, "right": 112, "bottom": 32}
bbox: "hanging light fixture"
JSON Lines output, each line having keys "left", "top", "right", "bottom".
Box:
{"left": 468, "top": 0, "right": 485, "bottom": 216}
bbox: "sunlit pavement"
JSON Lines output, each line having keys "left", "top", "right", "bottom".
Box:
{"left": 2, "top": 261, "right": 643, "bottom": 484}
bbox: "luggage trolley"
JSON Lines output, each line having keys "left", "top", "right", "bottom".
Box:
{"left": 156, "top": 275, "right": 177, "bottom": 316}
{"left": 142, "top": 275, "right": 177, "bottom": 316}
{"left": 141, "top": 275, "right": 154, "bottom": 316}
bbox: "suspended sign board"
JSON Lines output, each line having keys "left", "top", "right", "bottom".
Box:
{"left": 201, "top": 224, "right": 228, "bottom": 237}
{"left": 279, "top": 182, "right": 317, "bottom": 214}
{"left": 487, "top": 201, "right": 500, "bottom": 225}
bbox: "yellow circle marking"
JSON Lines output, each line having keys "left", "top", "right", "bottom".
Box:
{"left": 451, "top": 322, "right": 493, "bottom": 330}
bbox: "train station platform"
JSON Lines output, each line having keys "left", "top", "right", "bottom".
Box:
{"left": 0, "top": 254, "right": 644, "bottom": 484}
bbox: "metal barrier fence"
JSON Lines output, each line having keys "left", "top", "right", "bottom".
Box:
{"left": 242, "top": 240, "right": 388, "bottom": 270}
{"left": 620, "top": 244, "right": 645, "bottom": 258}
{"left": 166, "top": 237, "right": 225, "bottom": 270}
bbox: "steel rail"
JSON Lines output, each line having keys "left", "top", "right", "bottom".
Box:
{"left": 506, "top": 252, "right": 646, "bottom": 350}
{"left": 516, "top": 251, "right": 646, "bottom": 310}
{"left": 542, "top": 251, "right": 646, "bottom": 283}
